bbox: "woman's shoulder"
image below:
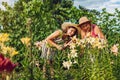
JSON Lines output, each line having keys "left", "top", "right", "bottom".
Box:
{"left": 55, "top": 29, "right": 63, "bottom": 34}
{"left": 57, "top": 29, "right": 63, "bottom": 32}
{"left": 94, "top": 25, "right": 101, "bottom": 30}
{"left": 51, "top": 29, "right": 62, "bottom": 34}
{"left": 50, "top": 29, "right": 63, "bottom": 37}
{"left": 46, "top": 29, "right": 63, "bottom": 40}
{"left": 91, "top": 24, "right": 100, "bottom": 30}
{"left": 92, "top": 24, "right": 103, "bottom": 35}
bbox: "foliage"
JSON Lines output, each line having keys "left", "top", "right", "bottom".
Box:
{"left": 0, "top": 0, "right": 120, "bottom": 80}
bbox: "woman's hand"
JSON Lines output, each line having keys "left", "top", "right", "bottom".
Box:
{"left": 63, "top": 40, "right": 72, "bottom": 49}
{"left": 56, "top": 45, "right": 63, "bottom": 50}
{"left": 64, "top": 43, "right": 69, "bottom": 48}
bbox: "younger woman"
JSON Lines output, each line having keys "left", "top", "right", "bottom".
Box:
{"left": 39, "top": 22, "right": 79, "bottom": 78}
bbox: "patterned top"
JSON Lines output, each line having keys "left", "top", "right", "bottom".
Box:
{"left": 41, "top": 30, "right": 67, "bottom": 60}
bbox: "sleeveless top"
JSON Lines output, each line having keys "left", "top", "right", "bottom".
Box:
{"left": 53, "top": 30, "right": 65, "bottom": 45}
{"left": 41, "top": 30, "right": 65, "bottom": 60}
{"left": 91, "top": 24, "right": 98, "bottom": 38}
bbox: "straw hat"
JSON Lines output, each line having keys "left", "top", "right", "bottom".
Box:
{"left": 78, "top": 16, "right": 91, "bottom": 27}
{"left": 61, "top": 22, "right": 79, "bottom": 32}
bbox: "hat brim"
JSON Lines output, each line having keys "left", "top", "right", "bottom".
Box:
{"left": 61, "top": 22, "right": 80, "bottom": 33}
{"left": 78, "top": 21, "right": 91, "bottom": 27}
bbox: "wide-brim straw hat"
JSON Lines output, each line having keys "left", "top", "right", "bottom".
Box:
{"left": 61, "top": 22, "right": 80, "bottom": 33}
{"left": 78, "top": 16, "right": 91, "bottom": 27}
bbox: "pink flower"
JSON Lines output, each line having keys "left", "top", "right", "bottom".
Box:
{"left": 0, "top": 54, "right": 5, "bottom": 72}
{"left": 111, "top": 44, "right": 119, "bottom": 56}
{"left": 0, "top": 54, "right": 18, "bottom": 73}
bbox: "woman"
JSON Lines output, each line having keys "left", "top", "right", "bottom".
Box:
{"left": 39, "top": 22, "right": 79, "bottom": 78}
{"left": 77, "top": 16, "right": 105, "bottom": 39}
{"left": 41, "top": 22, "right": 78, "bottom": 59}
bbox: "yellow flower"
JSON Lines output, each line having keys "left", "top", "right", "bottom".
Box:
{"left": 87, "top": 37, "right": 95, "bottom": 44}
{"left": 86, "top": 32, "right": 91, "bottom": 38}
{"left": 21, "top": 37, "right": 31, "bottom": 46}
{"left": 70, "top": 49, "right": 77, "bottom": 54}
{"left": 69, "top": 52, "right": 78, "bottom": 58}
{"left": 11, "top": 50, "right": 18, "bottom": 57}
{"left": 62, "top": 60, "right": 72, "bottom": 70}
{"left": 90, "top": 38, "right": 107, "bottom": 49}
{"left": 76, "top": 39, "right": 81, "bottom": 46}
{"left": 111, "top": 44, "right": 119, "bottom": 56}
{"left": 1, "top": 46, "right": 9, "bottom": 54}
{"left": 69, "top": 42, "right": 76, "bottom": 49}
{"left": 1, "top": 46, "right": 18, "bottom": 57}
{"left": 80, "top": 39, "right": 85, "bottom": 44}
{"left": 68, "top": 49, "right": 78, "bottom": 58}
{"left": 8, "top": 47, "right": 18, "bottom": 57}
{"left": 71, "top": 36, "right": 78, "bottom": 43}
{"left": 0, "top": 33, "right": 9, "bottom": 43}
{"left": 92, "top": 40, "right": 101, "bottom": 48}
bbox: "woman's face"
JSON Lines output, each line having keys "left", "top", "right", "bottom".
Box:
{"left": 67, "top": 27, "right": 76, "bottom": 36}
{"left": 80, "top": 22, "right": 91, "bottom": 31}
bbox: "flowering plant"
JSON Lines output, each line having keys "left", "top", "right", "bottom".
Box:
{"left": 20, "top": 37, "right": 31, "bottom": 47}
{"left": 0, "top": 33, "right": 18, "bottom": 80}
{"left": 0, "top": 33, "right": 18, "bottom": 58}
{"left": 110, "top": 44, "right": 119, "bottom": 56}
{"left": 62, "top": 36, "right": 108, "bottom": 69}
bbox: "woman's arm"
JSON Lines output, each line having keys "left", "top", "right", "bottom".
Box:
{"left": 95, "top": 26, "right": 105, "bottom": 39}
{"left": 46, "top": 30, "right": 63, "bottom": 50}
{"left": 62, "top": 40, "right": 72, "bottom": 49}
